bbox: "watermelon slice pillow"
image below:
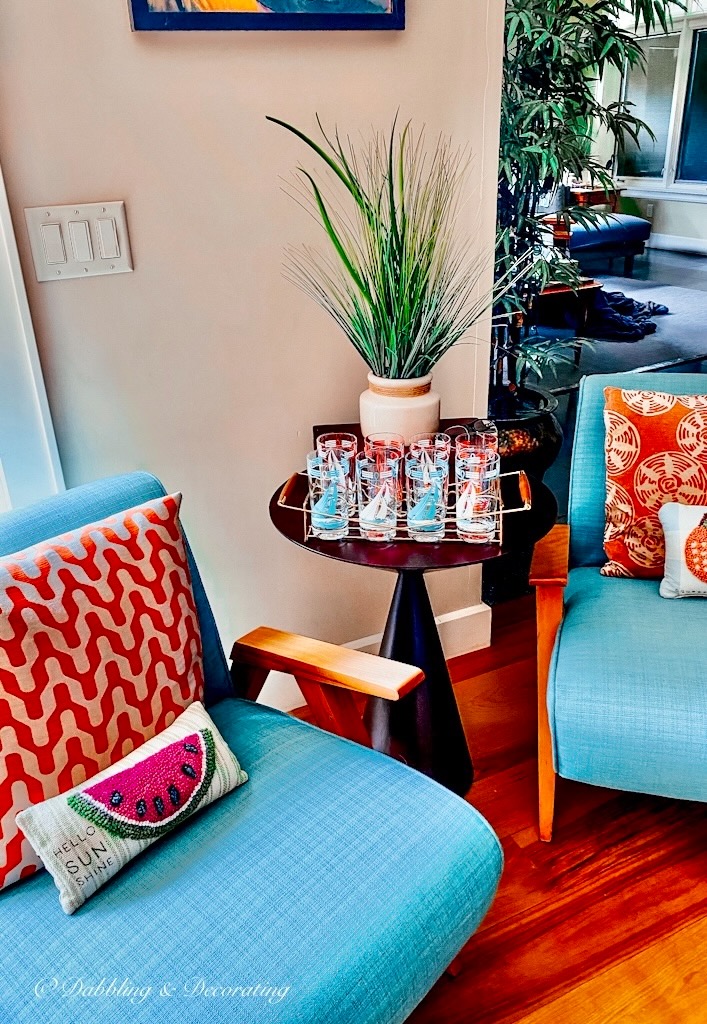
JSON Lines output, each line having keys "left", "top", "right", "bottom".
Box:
{"left": 16, "top": 702, "right": 247, "bottom": 914}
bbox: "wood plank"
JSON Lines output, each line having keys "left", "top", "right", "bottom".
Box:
{"left": 514, "top": 915, "right": 707, "bottom": 1024}
{"left": 455, "top": 656, "right": 537, "bottom": 775}
{"left": 231, "top": 626, "right": 423, "bottom": 700}
{"left": 449, "top": 595, "right": 537, "bottom": 682}
{"left": 407, "top": 595, "right": 707, "bottom": 1024}
{"left": 411, "top": 795, "right": 707, "bottom": 1024}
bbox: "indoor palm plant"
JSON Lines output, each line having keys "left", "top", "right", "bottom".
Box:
{"left": 269, "top": 115, "right": 522, "bottom": 439}
{"left": 495, "top": 0, "right": 683, "bottom": 412}
{"left": 489, "top": 0, "right": 683, "bottom": 480}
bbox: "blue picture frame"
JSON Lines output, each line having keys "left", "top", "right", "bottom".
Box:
{"left": 129, "top": 0, "right": 405, "bottom": 31}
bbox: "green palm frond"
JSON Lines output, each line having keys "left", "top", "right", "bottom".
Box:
{"left": 496, "top": 0, "right": 685, "bottom": 310}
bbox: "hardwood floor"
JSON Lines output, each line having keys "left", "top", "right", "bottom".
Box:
{"left": 407, "top": 595, "right": 707, "bottom": 1024}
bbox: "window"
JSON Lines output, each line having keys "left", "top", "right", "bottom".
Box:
{"left": 615, "top": 12, "right": 707, "bottom": 197}
{"left": 618, "top": 34, "right": 680, "bottom": 177}
{"left": 0, "top": 165, "right": 63, "bottom": 508}
{"left": 677, "top": 29, "right": 707, "bottom": 181}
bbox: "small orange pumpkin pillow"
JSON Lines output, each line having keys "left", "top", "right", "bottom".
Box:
{"left": 602, "top": 387, "right": 707, "bottom": 578}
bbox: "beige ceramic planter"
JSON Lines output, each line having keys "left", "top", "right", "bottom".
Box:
{"left": 359, "top": 372, "right": 441, "bottom": 443}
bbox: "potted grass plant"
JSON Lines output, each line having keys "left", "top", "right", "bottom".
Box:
{"left": 269, "top": 115, "right": 522, "bottom": 441}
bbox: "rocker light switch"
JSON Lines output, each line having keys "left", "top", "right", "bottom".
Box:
{"left": 39, "top": 223, "right": 66, "bottom": 265}
{"left": 96, "top": 218, "right": 120, "bottom": 259}
{"left": 68, "top": 221, "right": 93, "bottom": 263}
{"left": 24, "top": 201, "right": 133, "bottom": 281}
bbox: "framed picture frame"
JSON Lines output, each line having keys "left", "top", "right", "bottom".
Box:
{"left": 129, "top": 0, "right": 405, "bottom": 32}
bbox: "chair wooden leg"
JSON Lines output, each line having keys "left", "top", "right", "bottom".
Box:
{"left": 231, "top": 663, "right": 270, "bottom": 702}
{"left": 538, "top": 736, "right": 556, "bottom": 843}
{"left": 445, "top": 953, "right": 464, "bottom": 978}
{"left": 296, "top": 677, "right": 371, "bottom": 747}
{"left": 535, "top": 585, "right": 564, "bottom": 843}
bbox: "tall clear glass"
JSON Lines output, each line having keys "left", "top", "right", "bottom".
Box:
{"left": 470, "top": 418, "right": 499, "bottom": 456}
{"left": 316, "top": 432, "right": 357, "bottom": 512}
{"left": 364, "top": 433, "right": 405, "bottom": 510}
{"left": 455, "top": 424, "right": 497, "bottom": 469}
{"left": 455, "top": 450, "right": 499, "bottom": 544}
{"left": 356, "top": 454, "right": 398, "bottom": 542}
{"left": 408, "top": 432, "right": 452, "bottom": 463}
{"left": 306, "top": 450, "right": 349, "bottom": 540}
{"left": 364, "top": 432, "right": 405, "bottom": 458}
{"left": 405, "top": 455, "right": 448, "bottom": 542}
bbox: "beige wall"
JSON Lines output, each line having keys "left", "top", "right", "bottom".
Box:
{"left": 0, "top": 0, "right": 503, "bottom": 707}
{"left": 623, "top": 198, "right": 707, "bottom": 245}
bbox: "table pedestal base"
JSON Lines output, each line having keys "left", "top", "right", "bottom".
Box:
{"left": 368, "top": 570, "right": 474, "bottom": 796}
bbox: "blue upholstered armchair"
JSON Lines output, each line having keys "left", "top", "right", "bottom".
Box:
{"left": 0, "top": 472, "right": 502, "bottom": 1024}
{"left": 531, "top": 372, "right": 707, "bottom": 841}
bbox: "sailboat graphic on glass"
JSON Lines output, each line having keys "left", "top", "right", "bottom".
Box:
{"left": 406, "top": 453, "right": 448, "bottom": 542}
{"left": 307, "top": 450, "right": 349, "bottom": 540}
{"left": 357, "top": 455, "right": 398, "bottom": 542}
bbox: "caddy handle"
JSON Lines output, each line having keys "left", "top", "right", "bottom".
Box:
{"left": 518, "top": 471, "right": 531, "bottom": 508}
{"left": 279, "top": 473, "right": 300, "bottom": 506}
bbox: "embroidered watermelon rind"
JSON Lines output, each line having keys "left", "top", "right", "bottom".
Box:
{"left": 67, "top": 728, "right": 216, "bottom": 841}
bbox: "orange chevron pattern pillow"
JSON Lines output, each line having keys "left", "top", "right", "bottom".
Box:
{"left": 0, "top": 493, "right": 204, "bottom": 890}
{"left": 602, "top": 387, "right": 707, "bottom": 578}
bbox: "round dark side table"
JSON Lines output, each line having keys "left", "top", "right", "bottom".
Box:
{"left": 269, "top": 471, "right": 557, "bottom": 797}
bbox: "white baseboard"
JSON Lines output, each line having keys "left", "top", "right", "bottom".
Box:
{"left": 343, "top": 601, "right": 492, "bottom": 661}
{"left": 260, "top": 602, "right": 493, "bottom": 712}
{"left": 647, "top": 233, "right": 707, "bottom": 256}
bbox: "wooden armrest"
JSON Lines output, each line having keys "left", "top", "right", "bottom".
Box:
{"left": 530, "top": 525, "right": 570, "bottom": 587}
{"left": 531, "top": 525, "right": 570, "bottom": 842}
{"left": 231, "top": 627, "right": 424, "bottom": 701}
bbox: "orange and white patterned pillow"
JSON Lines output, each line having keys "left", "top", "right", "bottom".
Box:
{"left": 0, "top": 493, "right": 204, "bottom": 890}
{"left": 602, "top": 387, "right": 707, "bottom": 578}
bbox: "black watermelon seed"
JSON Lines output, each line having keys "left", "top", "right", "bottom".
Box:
{"left": 183, "top": 742, "right": 198, "bottom": 754}
{"left": 181, "top": 763, "right": 197, "bottom": 780}
{"left": 168, "top": 785, "right": 180, "bottom": 807}
{"left": 110, "top": 791, "right": 123, "bottom": 807}
{"left": 153, "top": 796, "right": 165, "bottom": 816}
{"left": 136, "top": 799, "right": 147, "bottom": 818}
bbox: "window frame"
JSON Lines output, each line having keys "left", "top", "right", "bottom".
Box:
{"left": 616, "top": 11, "right": 707, "bottom": 200}
{"left": 0, "top": 161, "right": 64, "bottom": 509}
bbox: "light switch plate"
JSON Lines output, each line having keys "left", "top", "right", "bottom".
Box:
{"left": 24, "top": 201, "right": 133, "bottom": 282}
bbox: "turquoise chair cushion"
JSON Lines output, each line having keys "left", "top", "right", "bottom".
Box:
{"left": 0, "top": 697, "right": 502, "bottom": 1024}
{"left": 549, "top": 567, "right": 707, "bottom": 799}
{"left": 568, "top": 372, "right": 707, "bottom": 569}
{"left": 0, "top": 472, "right": 233, "bottom": 705}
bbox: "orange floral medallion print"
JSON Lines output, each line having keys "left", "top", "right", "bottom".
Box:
{"left": 685, "top": 513, "right": 707, "bottom": 583}
{"left": 602, "top": 388, "right": 707, "bottom": 578}
{"left": 0, "top": 494, "right": 204, "bottom": 890}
